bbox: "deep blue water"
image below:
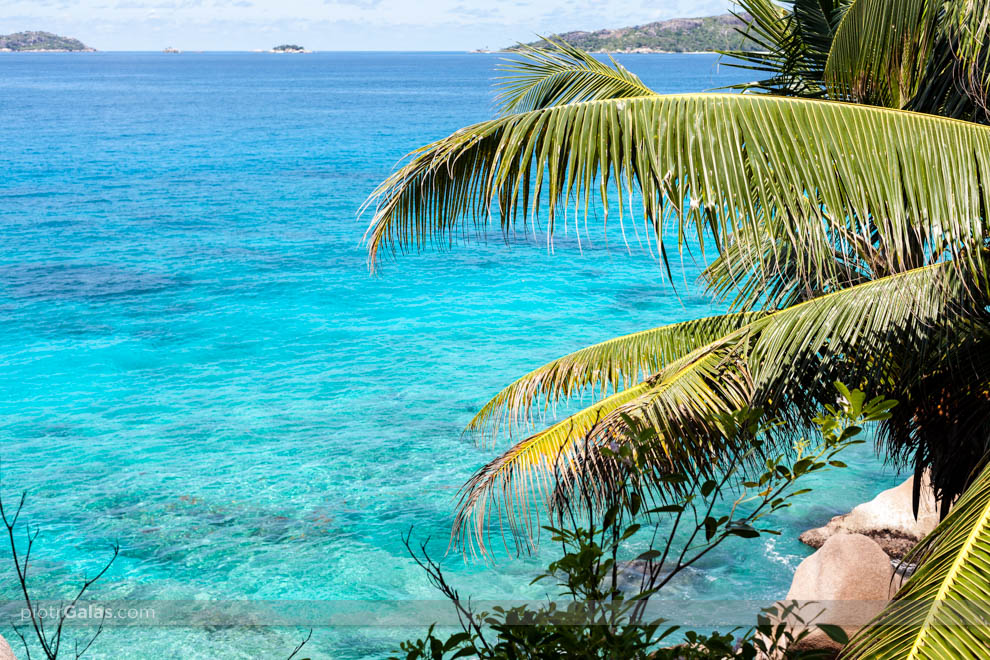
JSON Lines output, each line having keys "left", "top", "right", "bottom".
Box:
{"left": 0, "top": 52, "right": 903, "bottom": 658}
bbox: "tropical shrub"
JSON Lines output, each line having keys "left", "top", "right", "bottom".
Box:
{"left": 393, "top": 387, "right": 890, "bottom": 659}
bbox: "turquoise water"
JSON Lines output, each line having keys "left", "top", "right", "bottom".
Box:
{"left": 0, "top": 52, "right": 904, "bottom": 658}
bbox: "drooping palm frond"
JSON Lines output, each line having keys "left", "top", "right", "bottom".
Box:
{"left": 454, "top": 380, "right": 654, "bottom": 554}
{"left": 587, "top": 261, "right": 964, "bottom": 487}
{"left": 467, "top": 312, "right": 765, "bottom": 442}
{"left": 842, "top": 459, "right": 990, "bottom": 658}
{"left": 496, "top": 39, "right": 657, "bottom": 115}
{"left": 824, "top": 0, "right": 937, "bottom": 108}
{"left": 455, "top": 337, "right": 755, "bottom": 554}
{"left": 747, "top": 261, "right": 961, "bottom": 395}
{"left": 455, "top": 262, "right": 967, "bottom": 551}
{"left": 362, "top": 93, "right": 990, "bottom": 295}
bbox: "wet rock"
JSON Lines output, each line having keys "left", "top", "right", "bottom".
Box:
{"left": 0, "top": 634, "right": 17, "bottom": 660}
{"left": 799, "top": 473, "right": 939, "bottom": 559}
{"left": 765, "top": 534, "right": 898, "bottom": 658}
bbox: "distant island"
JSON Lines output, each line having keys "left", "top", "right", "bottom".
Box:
{"left": 271, "top": 44, "right": 309, "bottom": 53}
{"left": 0, "top": 31, "right": 94, "bottom": 52}
{"left": 496, "top": 13, "right": 757, "bottom": 54}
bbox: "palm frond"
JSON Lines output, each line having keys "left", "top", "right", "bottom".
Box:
{"left": 455, "top": 336, "right": 756, "bottom": 554}
{"left": 824, "top": 0, "right": 937, "bottom": 108}
{"left": 454, "top": 381, "right": 652, "bottom": 554}
{"left": 568, "top": 335, "right": 756, "bottom": 505}
{"left": 598, "top": 261, "right": 961, "bottom": 468}
{"left": 843, "top": 460, "right": 990, "bottom": 658}
{"left": 937, "top": 0, "right": 990, "bottom": 115}
{"left": 466, "top": 312, "right": 764, "bottom": 443}
{"left": 362, "top": 93, "right": 990, "bottom": 295}
{"left": 749, "top": 268, "right": 962, "bottom": 422}
{"left": 723, "top": 0, "right": 847, "bottom": 96}
{"left": 939, "top": 0, "right": 990, "bottom": 65}
{"left": 455, "top": 263, "right": 965, "bottom": 552}
{"left": 496, "top": 39, "right": 657, "bottom": 115}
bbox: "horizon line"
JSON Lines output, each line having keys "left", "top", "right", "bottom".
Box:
{"left": 2, "top": 49, "right": 722, "bottom": 54}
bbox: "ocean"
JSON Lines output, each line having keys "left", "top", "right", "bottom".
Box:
{"left": 0, "top": 52, "right": 903, "bottom": 658}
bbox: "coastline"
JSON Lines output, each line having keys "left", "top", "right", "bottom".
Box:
{"left": 0, "top": 48, "right": 96, "bottom": 52}
{"left": 474, "top": 49, "right": 716, "bottom": 55}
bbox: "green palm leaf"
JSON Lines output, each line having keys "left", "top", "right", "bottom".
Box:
{"left": 843, "top": 460, "right": 990, "bottom": 658}
{"left": 496, "top": 39, "right": 657, "bottom": 115}
{"left": 586, "top": 261, "right": 961, "bottom": 493}
{"left": 362, "top": 93, "right": 990, "bottom": 293}
{"left": 455, "top": 338, "right": 754, "bottom": 553}
{"left": 467, "top": 312, "right": 764, "bottom": 442}
{"left": 724, "top": 0, "right": 847, "bottom": 96}
{"left": 455, "top": 262, "right": 964, "bottom": 551}
{"left": 824, "top": 0, "right": 937, "bottom": 108}
{"left": 454, "top": 381, "right": 652, "bottom": 554}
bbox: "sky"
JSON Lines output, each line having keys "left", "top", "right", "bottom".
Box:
{"left": 1, "top": 0, "right": 737, "bottom": 51}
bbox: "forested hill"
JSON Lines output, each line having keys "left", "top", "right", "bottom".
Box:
{"left": 0, "top": 31, "right": 95, "bottom": 52}
{"left": 507, "top": 13, "right": 756, "bottom": 54}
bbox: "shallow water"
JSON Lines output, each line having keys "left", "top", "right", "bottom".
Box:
{"left": 0, "top": 52, "right": 904, "bottom": 658}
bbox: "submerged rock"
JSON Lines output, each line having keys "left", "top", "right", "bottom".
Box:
{"left": 799, "top": 473, "right": 939, "bottom": 559}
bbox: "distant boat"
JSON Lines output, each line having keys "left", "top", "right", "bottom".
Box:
{"left": 163, "top": 47, "right": 180, "bottom": 53}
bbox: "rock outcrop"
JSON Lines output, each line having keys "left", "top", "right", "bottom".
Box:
{"left": 0, "top": 634, "right": 17, "bottom": 660}
{"left": 763, "top": 534, "right": 900, "bottom": 657}
{"left": 799, "top": 473, "right": 939, "bottom": 559}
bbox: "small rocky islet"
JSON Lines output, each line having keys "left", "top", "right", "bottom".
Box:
{"left": 271, "top": 44, "right": 309, "bottom": 53}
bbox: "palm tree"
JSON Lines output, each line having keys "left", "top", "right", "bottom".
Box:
{"left": 363, "top": 1, "right": 990, "bottom": 646}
